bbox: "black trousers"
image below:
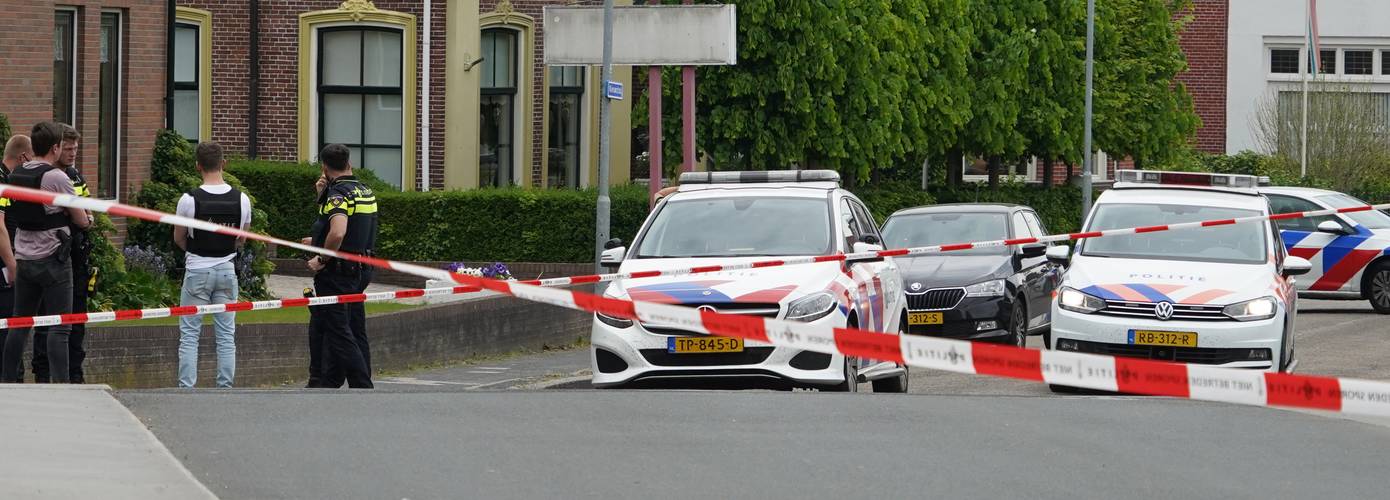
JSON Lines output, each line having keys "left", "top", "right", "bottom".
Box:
{"left": 32, "top": 231, "right": 88, "bottom": 383}
{"left": 2, "top": 255, "right": 73, "bottom": 383}
{"left": 0, "top": 284, "right": 14, "bottom": 380}
{"left": 308, "top": 264, "right": 373, "bottom": 389}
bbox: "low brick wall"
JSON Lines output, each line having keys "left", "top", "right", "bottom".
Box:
{"left": 82, "top": 291, "right": 592, "bottom": 389}
{"left": 268, "top": 258, "right": 594, "bottom": 289}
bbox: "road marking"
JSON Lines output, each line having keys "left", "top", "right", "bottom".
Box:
{"left": 377, "top": 377, "right": 477, "bottom": 387}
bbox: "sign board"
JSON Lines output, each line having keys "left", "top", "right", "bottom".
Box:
{"left": 605, "top": 81, "right": 624, "bottom": 100}
{"left": 543, "top": 5, "right": 737, "bottom": 66}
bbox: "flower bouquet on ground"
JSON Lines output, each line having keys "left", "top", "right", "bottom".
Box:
{"left": 444, "top": 262, "right": 515, "bottom": 281}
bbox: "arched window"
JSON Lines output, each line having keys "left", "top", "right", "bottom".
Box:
{"left": 548, "top": 67, "right": 584, "bottom": 188}
{"left": 319, "top": 27, "right": 405, "bottom": 188}
{"left": 480, "top": 28, "right": 518, "bottom": 187}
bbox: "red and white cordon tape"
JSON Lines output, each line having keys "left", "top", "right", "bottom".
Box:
{"left": 5, "top": 183, "right": 1390, "bottom": 417}
{"left": 0, "top": 285, "right": 482, "bottom": 329}
{"left": 515, "top": 201, "right": 1390, "bottom": 287}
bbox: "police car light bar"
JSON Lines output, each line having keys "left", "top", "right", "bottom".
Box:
{"left": 1115, "top": 169, "right": 1260, "bottom": 189}
{"left": 678, "top": 170, "right": 841, "bottom": 185}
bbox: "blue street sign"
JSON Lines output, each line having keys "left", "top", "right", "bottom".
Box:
{"left": 605, "top": 81, "right": 624, "bottom": 100}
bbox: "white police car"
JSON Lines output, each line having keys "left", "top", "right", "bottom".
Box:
{"left": 1261, "top": 187, "right": 1390, "bottom": 313}
{"left": 1047, "top": 170, "right": 1312, "bottom": 379}
{"left": 591, "top": 170, "right": 909, "bottom": 392}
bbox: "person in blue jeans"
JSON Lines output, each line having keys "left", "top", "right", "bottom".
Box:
{"left": 172, "top": 142, "right": 251, "bottom": 388}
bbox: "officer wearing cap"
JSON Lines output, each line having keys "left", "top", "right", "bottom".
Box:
{"left": 304, "top": 143, "right": 377, "bottom": 389}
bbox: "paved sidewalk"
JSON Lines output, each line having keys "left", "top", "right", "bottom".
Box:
{"left": 0, "top": 385, "right": 216, "bottom": 499}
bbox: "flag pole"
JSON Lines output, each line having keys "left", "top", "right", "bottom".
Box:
{"left": 1301, "top": 0, "right": 1311, "bottom": 179}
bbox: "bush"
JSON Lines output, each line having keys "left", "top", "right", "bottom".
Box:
{"left": 124, "top": 130, "right": 275, "bottom": 300}
{"left": 932, "top": 183, "right": 1087, "bottom": 234}
{"left": 0, "top": 112, "right": 11, "bottom": 147}
{"left": 227, "top": 159, "right": 398, "bottom": 246}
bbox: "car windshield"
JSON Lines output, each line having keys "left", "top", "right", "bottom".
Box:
{"left": 635, "top": 196, "right": 833, "bottom": 258}
{"left": 1081, "top": 203, "right": 1266, "bottom": 264}
{"left": 1318, "top": 193, "right": 1390, "bottom": 229}
{"left": 880, "top": 212, "right": 1009, "bottom": 255}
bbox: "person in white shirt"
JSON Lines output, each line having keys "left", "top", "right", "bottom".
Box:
{"left": 172, "top": 142, "right": 252, "bottom": 388}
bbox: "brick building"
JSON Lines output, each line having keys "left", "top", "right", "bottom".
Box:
{"left": 0, "top": 0, "right": 634, "bottom": 197}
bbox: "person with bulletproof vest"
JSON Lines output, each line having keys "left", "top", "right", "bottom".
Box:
{"left": 0, "top": 136, "right": 28, "bottom": 379}
{"left": 173, "top": 142, "right": 251, "bottom": 388}
{"left": 32, "top": 124, "right": 93, "bottom": 383}
{"left": 304, "top": 144, "right": 377, "bottom": 389}
{"left": 0, "top": 121, "right": 90, "bottom": 383}
{"left": 301, "top": 174, "right": 374, "bottom": 388}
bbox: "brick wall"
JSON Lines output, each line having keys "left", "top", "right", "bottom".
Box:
{"left": 1177, "top": 0, "right": 1229, "bottom": 154}
{"left": 81, "top": 291, "right": 592, "bottom": 388}
{"left": 0, "top": 0, "right": 166, "bottom": 206}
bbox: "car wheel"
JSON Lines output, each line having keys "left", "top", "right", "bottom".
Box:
{"left": 871, "top": 319, "right": 910, "bottom": 393}
{"left": 1368, "top": 262, "right": 1390, "bottom": 314}
{"left": 1009, "top": 298, "right": 1028, "bottom": 348}
{"left": 828, "top": 355, "right": 859, "bottom": 392}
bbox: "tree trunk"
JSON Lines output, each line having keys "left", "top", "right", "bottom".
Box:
{"left": 947, "top": 147, "right": 964, "bottom": 187}
{"left": 1042, "top": 156, "right": 1054, "bottom": 188}
{"left": 1065, "top": 160, "right": 1075, "bottom": 182}
{"left": 1132, "top": 156, "right": 1143, "bottom": 171}
{"left": 987, "top": 155, "right": 1001, "bottom": 191}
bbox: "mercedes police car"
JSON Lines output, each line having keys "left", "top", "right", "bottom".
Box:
{"left": 1047, "top": 170, "right": 1312, "bottom": 382}
{"left": 591, "top": 170, "right": 910, "bottom": 392}
{"left": 1261, "top": 187, "right": 1390, "bottom": 313}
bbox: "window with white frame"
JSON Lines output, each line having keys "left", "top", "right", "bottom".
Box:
{"left": 1270, "top": 48, "right": 1300, "bottom": 74}
{"left": 318, "top": 26, "right": 405, "bottom": 189}
{"left": 1345, "top": 49, "right": 1374, "bottom": 75}
{"left": 962, "top": 156, "right": 1036, "bottom": 182}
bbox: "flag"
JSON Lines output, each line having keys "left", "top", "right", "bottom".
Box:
{"left": 1307, "top": 0, "right": 1322, "bottom": 75}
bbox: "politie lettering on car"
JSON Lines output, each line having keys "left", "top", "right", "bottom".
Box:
{"left": 590, "top": 170, "right": 910, "bottom": 392}
{"left": 1046, "top": 170, "right": 1312, "bottom": 389}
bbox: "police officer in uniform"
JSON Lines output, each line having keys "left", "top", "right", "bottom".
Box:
{"left": 305, "top": 144, "right": 377, "bottom": 389}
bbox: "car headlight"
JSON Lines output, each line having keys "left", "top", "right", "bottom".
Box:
{"left": 1223, "top": 296, "right": 1277, "bottom": 322}
{"left": 963, "top": 279, "right": 1006, "bottom": 298}
{"left": 787, "top": 292, "right": 836, "bottom": 322}
{"left": 1058, "top": 286, "right": 1106, "bottom": 314}
{"left": 595, "top": 311, "right": 634, "bottom": 328}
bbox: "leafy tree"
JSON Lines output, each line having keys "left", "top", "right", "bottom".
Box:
{"left": 1018, "top": 0, "right": 1087, "bottom": 187}
{"left": 1092, "top": 0, "right": 1199, "bottom": 168}
{"left": 959, "top": 0, "right": 1039, "bottom": 189}
{"left": 639, "top": 0, "right": 972, "bottom": 185}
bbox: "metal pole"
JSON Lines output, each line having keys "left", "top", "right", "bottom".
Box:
{"left": 1081, "top": 0, "right": 1095, "bottom": 220}
{"left": 595, "top": 0, "right": 615, "bottom": 273}
{"left": 165, "top": 0, "right": 175, "bottom": 130}
{"left": 682, "top": 0, "right": 696, "bottom": 172}
{"left": 422, "top": 0, "right": 432, "bottom": 191}
{"left": 648, "top": 66, "right": 662, "bottom": 206}
{"left": 1301, "top": 0, "right": 1310, "bottom": 179}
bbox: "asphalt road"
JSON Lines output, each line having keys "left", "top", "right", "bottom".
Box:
{"left": 373, "top": 298, "right": 1390, "bottom": 395}
{"left": 111, "top": 298, "right": 1390, "bottom": 499}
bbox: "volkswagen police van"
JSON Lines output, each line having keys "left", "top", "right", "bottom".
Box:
{"left": 590, "top": 170, "right": 910, "bottom": 392}
{"left": 1046, "top": 170, "right": 1312, "bottom": 382}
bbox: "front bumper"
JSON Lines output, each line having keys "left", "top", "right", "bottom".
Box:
{"left": 905, "top": 295, "right": 1013, "bottom": 342}
{"left": 1049, "top": 305, "right": 1285, "bottom": 370}
{"left": 589, "top": 312, "right": 849, "bottom": 388}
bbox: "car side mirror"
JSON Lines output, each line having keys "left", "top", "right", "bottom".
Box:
{"left": 1316, "top": 220, "right": 1350, "bottom": 235}
{"left": 861, "top": 234, "right": 882, "bottom": 246}
{"left": 846, "top": 241, "right": 886, "bottom": 263}
{"left": 604, "top": 238, "right": 625, "bottom": 250}
{"left": 1045, "top": 245, "right": 1071, "bottom": 266}
{"left": 1020, "top": 243, "right": 1047, "bottom": 259}
{"left": 1282, "top": 256, "right": 1311, "bottom": 277}
{"left": 600, "top": 246, "right": 626, "bottom": 269}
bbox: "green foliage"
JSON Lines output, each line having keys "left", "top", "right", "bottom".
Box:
{"left": 0, "top": 112, "right": 11, "bottom": 147}
{"left": 125, "top": 130, "right": 275, "bottom": 300}
{"left": 1020, "top": 0, "right": 1087, "bottom": 170}
{"left": 851, "top": 183, "right": 938, "bottom": 224}
{"left": 935, "top": 183, "right": 1087, "bottom": 234}
{"left": 648, "top": 0, "right": 971, "bottom": 184}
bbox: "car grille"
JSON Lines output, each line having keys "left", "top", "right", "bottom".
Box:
{"left": 906, "top": 288, "right": 966, "bottom": 311}
{"left": 1063, "top": 339, "right": 1270, "bottom": 365}
{"left": 639, "top": 302, "right": 780, "bottom": 336}
{"left": 1095, "top": 300, "right": 1232, "bottom": 321}
{"left": 639, "top": 347, "right": 776, "bottom": 367}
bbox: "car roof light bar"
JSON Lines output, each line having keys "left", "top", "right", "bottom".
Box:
{"left": 1115, "top": 169, "right": 1260, "bottom": 189}
{"left": 678, "top": 170, "right": 841, "bottom": 186}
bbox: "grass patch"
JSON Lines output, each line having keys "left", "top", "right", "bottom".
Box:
{"left": 89, "top": 302, "right": 419, "bottom": 328}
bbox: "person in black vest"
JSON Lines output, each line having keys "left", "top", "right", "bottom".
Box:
{"left": 304, "top": 143, "right": 377, "bottom": 389}
{"left": 0, "top": 136, "right": 28, "bottom": 379}
{"left": 172, "top": 142, "right": 251, "bottom": 388}
{"left": 0, "top": 121, "right": 90, "bottom": 383}
{"left": 33, "top": 124, "right": 93, "bottom": 383}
